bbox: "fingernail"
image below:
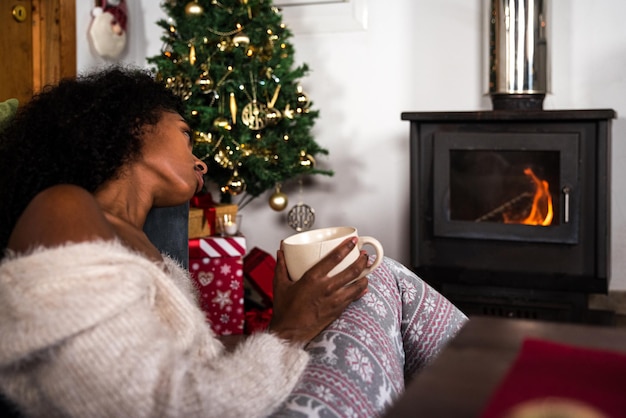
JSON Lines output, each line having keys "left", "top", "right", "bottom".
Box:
{"left": 349, "top": 237, "right": 358, "bottom": 247}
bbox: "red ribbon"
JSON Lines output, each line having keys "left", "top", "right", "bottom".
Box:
{"left": 188, "top": 239, "right": 203, "bottom": 259}
{"left": 190, "top": 193, "right": 215, "bottom": 208}
{"left": 190, "top": 194, "right": 217, "bottom": 234}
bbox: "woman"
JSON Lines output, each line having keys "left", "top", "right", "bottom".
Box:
{"left": 0, "top": 67, "right": 466, "bottom": 417}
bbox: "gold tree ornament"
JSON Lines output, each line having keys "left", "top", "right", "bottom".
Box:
{"left": 296, "top": 85, "right": 310, "bottom": 109}
{"left": 229, "top": 92, "right": 237, "bottom": 124}
{"left": 193, "top": 131, "right": 213, "bottom": 144}
{"left": 165, "top": 76, "right": 193, "bottom": 100}
{"left": 222, "top": 170, "right": 246, "bottom": 195}
{"left": 245, "top": 45, "right": 257, "bottom": 57}
{"left": 217, "top": 38, "right": 233, "bottom": 52}
{"left": 299, "top": 151, "right": 316, "bottom": 169}
{"left": 188, "top": 43, "right": 197, "bottom": 65}
{"left": 283, "top": 104, "right": 295, "bottom": 119}
{"left": 232, "top": 32, "right": 250, "bottom": 47}
{"left": 265, "top": 84, "right": 282, "bottom": 125}
{"left": 214, "top": 149, "right": 231, "bottom": 168}
{"left": 268, "top": 185, "right": 288, "bottom": 211}
{"left": 213, "top": 116, "right": 232, "bottom": 131}
{"left": 241, "top": 102, "right": 267, "bottom": 130}
{"left": 259, "top": 40, "right": 275, "bottom": 61}
{"left": 195, "top": 71, "right": 215, "bottom": 93}
{"left": 184, "top": 1, "right": 204, "bottom": 16}
{"left": 240, "top": 0, "right": 252, "bottom": 18}
{"left": 265, "top": 108, "right": 282, "bottom": 126}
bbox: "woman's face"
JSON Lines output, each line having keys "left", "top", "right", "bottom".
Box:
{"left": 138, "top": 111, "right": 207, "bottom": 206}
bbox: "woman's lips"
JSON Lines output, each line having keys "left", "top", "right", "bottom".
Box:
{"left": 195, "top": 170, "right": 205, "bottom": 192}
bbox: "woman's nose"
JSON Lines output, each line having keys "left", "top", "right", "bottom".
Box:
{"left": 195, "top": 159, "right": 208, "bottom": 174}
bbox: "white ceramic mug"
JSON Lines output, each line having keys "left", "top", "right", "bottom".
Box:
{"left": 282, "top": 226, "right": 384, "bottom": 281}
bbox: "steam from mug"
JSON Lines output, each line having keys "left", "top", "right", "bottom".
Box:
{"left": 282, "top": 226, "right": 384, "bottom": 281}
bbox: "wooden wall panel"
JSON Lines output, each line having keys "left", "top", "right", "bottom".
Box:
{"left": 0, "top": 0, "right": 75, "bottom": 104}
{"left": 32, "top": 0, "right": 76, "bottom": 92}
{"left": 0, "top": 0, "right": 34, "bottom": 104}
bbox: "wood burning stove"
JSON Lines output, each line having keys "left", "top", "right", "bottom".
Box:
{"left": 402, "top": 109, "right": 616, "bottom": 322}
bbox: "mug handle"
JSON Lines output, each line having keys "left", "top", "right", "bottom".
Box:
{"left": 357, "top": 236, "right": 384, "bottom": 278}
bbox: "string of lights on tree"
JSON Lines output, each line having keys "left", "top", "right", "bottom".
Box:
{"left": 148, "top": 0, "right": 332, "bottom": 216}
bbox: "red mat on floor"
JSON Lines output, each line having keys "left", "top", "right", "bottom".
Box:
{"left": 480, "top": 338, "right": 626, "bottom": 418}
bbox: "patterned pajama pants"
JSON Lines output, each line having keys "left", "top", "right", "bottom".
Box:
{"left": 272, "top": 257, "right": 468, "bottom": 418}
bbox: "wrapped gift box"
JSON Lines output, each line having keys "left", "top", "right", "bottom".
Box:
{"left": 242, "top": 247, "right": 275, "bottom": 334}
{"left": 243, "top": 247, "right": 275, "bottom": 306}
{"left": 189, "top": 236, "right": 246, "bottom": 335}
{"left": 188, "top": 204, "right": 239, "bottom": 239}
{"left": 188, "top": 207, "right": 212, "bottom": 238}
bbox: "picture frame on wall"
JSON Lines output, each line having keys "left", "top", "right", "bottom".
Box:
{"left": 274, "top": 0, "right": 368, "bottom": 34}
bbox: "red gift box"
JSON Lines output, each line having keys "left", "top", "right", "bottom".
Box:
{"left": 189, "top": 236, "right": 246, "bottom": 335}
{"left": 243, "top": 247, "right": 275, "bottom": 306}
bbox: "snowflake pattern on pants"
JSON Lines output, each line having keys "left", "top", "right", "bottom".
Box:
{"left": 271, "top": 257, "right": 468, "bottom": 417}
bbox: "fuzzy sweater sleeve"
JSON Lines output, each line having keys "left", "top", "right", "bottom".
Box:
{"left": 0, "top": 241, "right": 308, "bottom": 418}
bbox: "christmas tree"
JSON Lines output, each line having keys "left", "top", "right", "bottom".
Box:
{"left": 148, "top": 0, "right": 332, "bottom": 210}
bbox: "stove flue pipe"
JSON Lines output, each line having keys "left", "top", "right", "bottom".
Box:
{"left": 485, "top": 0, "right": 550, "bottom": 110}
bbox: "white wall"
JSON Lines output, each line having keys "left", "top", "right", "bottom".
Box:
{"left": 76, "top": 0, "right": 626, "bottom": 291}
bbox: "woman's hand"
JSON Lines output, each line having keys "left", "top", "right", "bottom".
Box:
{"left": 268, "top": 237, "right": 369, "bottom": 345}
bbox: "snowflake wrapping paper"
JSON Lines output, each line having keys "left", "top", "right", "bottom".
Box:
{"left": 189, "top": 236, "right": 246, "bottom": 335}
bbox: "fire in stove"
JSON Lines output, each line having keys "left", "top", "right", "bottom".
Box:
{"left": 476, "top": 167, "right": 554, "bottom": 226}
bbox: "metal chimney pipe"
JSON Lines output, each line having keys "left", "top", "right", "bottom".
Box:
{"left": 486, "top": 0, "right": 550, "bottom": 110}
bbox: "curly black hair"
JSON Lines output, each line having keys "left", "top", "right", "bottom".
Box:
{"left": 0, "top": 66, "right": 185, "bottom": 251}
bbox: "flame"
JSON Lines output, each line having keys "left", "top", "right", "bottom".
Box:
{"left": 504, "top": 168, "right": 553, "bottom": 226}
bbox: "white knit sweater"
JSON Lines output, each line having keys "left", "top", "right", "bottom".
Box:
{"left": 0, "top": 241, "right": 309, "bottom": 417}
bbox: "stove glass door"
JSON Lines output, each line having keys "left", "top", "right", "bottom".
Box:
{"left": 433, "top": 132, "right": 579, "bottom": 243}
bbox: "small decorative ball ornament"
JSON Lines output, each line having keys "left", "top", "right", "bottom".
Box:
{"left": 269, "top": 186, "right": 288, "bottom": 211}
{"left": 195, "top": 72, "right": 214, "bottom": 93}
{"left": 299, "top": 151, "right": 316, "bottom": 169}
{"left": 296, "top": 91, "right": 309, "bottom": 106}
{"left": 265, "top": 107, "right": 282, "bottom": 126}
{"left": 222, "top": 171, "right": 246, "bottom": 195}
{"left": 296, "top": 85, "right": 310, "bottom": 110}
{"left": 288, "top": 203, "right": 315, "bottom": 232}
{"left": 185, "top": 1, "right": 204, "bottom": 16}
